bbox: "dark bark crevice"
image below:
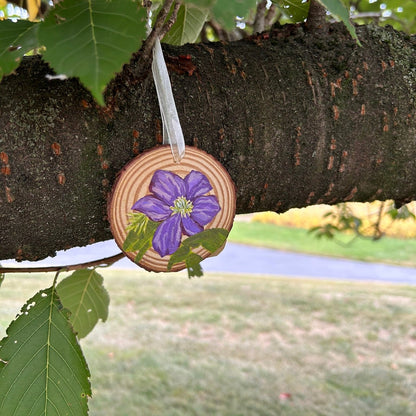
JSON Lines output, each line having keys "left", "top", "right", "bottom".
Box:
{"left": 1, "top": 23, "right": 416, "bottom": 261}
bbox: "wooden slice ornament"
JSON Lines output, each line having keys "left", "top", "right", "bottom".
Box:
{"left": 108, "top": 146, "right": 236, "bottom": 273}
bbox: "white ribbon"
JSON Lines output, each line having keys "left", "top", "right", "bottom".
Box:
{"left": 152, "top": 38, "right": 186, "bottom": 163}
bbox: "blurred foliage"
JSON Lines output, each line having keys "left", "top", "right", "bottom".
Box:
{"left": 273, "top": 0, "right": 310, "bottom": 23}
{"left": 252, "top": 201, "right": 416, "bottom": 242}
{"left": 197, "top": 0, "right": 415, "bottom": 44}
{"left": 348, "top": 0, "right": 416, "bottom": 33}
{"left": 272, "top": 0, "right": 416, "bottom": 33}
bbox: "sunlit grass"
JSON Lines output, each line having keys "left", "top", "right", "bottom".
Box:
{"left": 1, "top": 271, "right": 416, "bottom": 415}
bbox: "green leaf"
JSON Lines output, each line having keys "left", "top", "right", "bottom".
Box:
{"left": 273, "top": 0, "right": 309, "bottom": 23}
{"left": 38, "top": 0, "right": 148, "bottom": 105}
{"left": 124, "top": 214, "right": 159, "bottom": 250}
{"left": 126, "top": 212, "right": 150, "bottom": 234}
{"left": 124, "top": 229, "right": 142, "bottom": 252}
{"left": 163, "top": 3, "right": 209, "bottom": 45}
{"left": 57, "top": 269, "right": 110, "bottom": 339}
{"left": 309, "top": 223, "right": 337, "bottom": 239}
{"left": 124, "top": 213, "right": 159, "bottom": 262}
{"left": 124, "top": 229, "right": 145, "bottom": 252}
{"left": 0, "top": 268, "right": 4, "bottom": 288}
{"left": 168, "top": 228, "right": 229, "bottom": 276}
{"left": 185, "top": 252, "right": 204, "bottom": 278}
{"left": 212, "top": 0, "right": 256, "bottom": 29}
{"left": 317, "top": 0, "right": 361, "bottom": 44}
{"left": 186, "top": 227, "right": 229, "bottom": 252}
{"left": 134, "top": 239, "right": 153, "bottom": 263}
{"left": 388, "top": 205, "right": 416, "bottom": 221}
{"left": 124, "top": 228, "right": 155, "bottom": 263}
{"left": 0, "top": 20, "right": 39, "bottom": 80}
{"left": 183, "top": 0, "right": 216, "bottom": 8}
{"left": 0, "top": 287, "right": 91, "bottom": 415}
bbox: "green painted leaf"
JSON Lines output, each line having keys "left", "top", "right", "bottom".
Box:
{"left": 185, "top": 252, "right": 204, "bottom": 278}
{"left": 124, "top": 229, "right": 144, "bottom": 252}
{"left": 168, "top": 228, "right": 229, "bottom": 276}
{"left": 134, "top": 238, "right": 153, "bottom": 263}
{"left": 57, "top": 269, "right": 110, "bottom": 339}
{"left": 123, "top": 212, "right": 159, "bottom": 263}
{"left": 185, "top": 227, "right": 229, "bottom": 252}
{"left": 38, "top": 0, "right": 148, "bottom": 105}
{"left": 212, "top": 0, "right": 256, "bottom": 29}
{"left": 163, "top": 3, "right": 209, "bottom": 45}
{"left": 126, "top": 212, "right": 151, "bottom": 234}
{"left": 317, "top": 0, "right": 360, "bottom": 44}
{"left": 0, "top": 287, "right": 91, "bottom": 415}
{"left": 0, "top": 20, "right": 39, "bottom": 80}
{"left": 124, "top": 213, "right": 159, "bottom": 262}
{"left": 124, "top": 228, "right": 154, "bottom": 263}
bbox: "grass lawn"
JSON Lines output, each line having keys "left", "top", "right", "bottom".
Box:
{"left": 1, "top": 270, "right": 416, "bottom": 415}
{"left": 229, "top": 221, "right": 416, "bottom": 267}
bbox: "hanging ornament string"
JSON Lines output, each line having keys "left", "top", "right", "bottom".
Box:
{"left": 106, "top": 7, "right": 236, "bottom": 275}
{"left": 152, "top": 37, "right": 185, "bottom": 163}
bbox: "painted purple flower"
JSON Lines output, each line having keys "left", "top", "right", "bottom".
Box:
{"left": 131, "top": 170, "right": 221, "bottom": 257}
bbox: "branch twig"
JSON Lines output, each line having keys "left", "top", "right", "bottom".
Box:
{"left": 140, "top": 0, "right": 179, "bottom": 64}
{"left": 207, "top": 19, "right": 229, "bottom": 42}
{"left": 0, "top": 252, "right": 126, "bottom": 274}
{"left": 264, "top": 4, "right": 277, "bottom": 28}
{"left": 347, "top": 11, "right": 403, "bottom": 24}
{"left": 253, "top": 0, "right": 268, "bottom": 34}
{"left": 306, "top": 0, "right": 327, "bottom": 32}
{"left": 159, "top": 1, "right": 181, "bottom": 39}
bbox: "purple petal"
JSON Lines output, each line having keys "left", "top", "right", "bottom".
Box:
{"left": 131, "top": 195, "right": 171, "bottom": 222}
{"left": 152, "top": 214, "right": 182, "bottom": 257}
{"left": 181, "top": 215, "right": 204, "bottom": 236}
{"left": 184, "top": 170, "right": 213, "bottom": 200}
{"left": 149, "top": 170, "right": 186, "bottom": 205}
{"left": 191, "top": 195, "right": 221, "bottom": 226}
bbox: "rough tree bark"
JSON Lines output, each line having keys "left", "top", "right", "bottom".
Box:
{"left": 1, "top": 23, "right": 416, "bottom": 261}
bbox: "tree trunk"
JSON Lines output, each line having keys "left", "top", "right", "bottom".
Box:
{"left": 1, "top": 23, "right": 416, "bottom": 261}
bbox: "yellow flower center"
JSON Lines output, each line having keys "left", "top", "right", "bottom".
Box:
{"left": 171, "top": 196, "right": 193, "bottom": 217}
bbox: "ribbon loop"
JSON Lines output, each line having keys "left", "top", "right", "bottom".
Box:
{"left": 152, "top": 38, "right": 185, "bottom": 163}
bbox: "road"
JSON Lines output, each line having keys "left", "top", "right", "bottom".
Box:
{"left": 203, "top": 242, "right": 416, "bottom": 284}
{"left": 3, "top": 240, "right": 416, "bottom": 284}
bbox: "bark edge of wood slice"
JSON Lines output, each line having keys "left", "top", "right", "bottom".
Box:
{"left": 108, "top": 146, "right": 236, "bottom": 272}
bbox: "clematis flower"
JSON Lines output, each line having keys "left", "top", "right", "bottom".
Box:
{"left": 131, "top": 169, "right": 221, "bottom": 257}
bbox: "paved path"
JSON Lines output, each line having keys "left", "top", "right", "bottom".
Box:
{"left": 203, "top": 243, "right": 416, "bottom": 284}
{"left": 4, "top": 240, "right": 416, "bottom": 284}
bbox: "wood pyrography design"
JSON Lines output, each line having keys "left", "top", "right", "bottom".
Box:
{"left": 108, "top": 146, "right": 236, "bottom": 272}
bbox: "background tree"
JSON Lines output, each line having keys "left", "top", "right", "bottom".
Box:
{"left": 0, "top": 0, "right": 416, "bottom": 414}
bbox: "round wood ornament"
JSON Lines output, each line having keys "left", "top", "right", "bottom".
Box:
{"left": 108, "top": 146, "right": 236, "bottom": 272}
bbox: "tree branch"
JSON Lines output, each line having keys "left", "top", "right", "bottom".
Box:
{"left": 306, "top": 0, "right": 327, "bottom": 32}
{"left": 347, "top": 11, "right": 403, "bottom": 24}
{"left": 207, "top": 19, "right": 229, "bottom": 42}
{"left": 138, "top": 0, "right": 177, "bottom": 67}
{"left": 1, "top": 24, "right": 416, "bottom": 261}
{"left": 159, "top": 0, "right": 181, "bottom": 39}
{"left": 264, "top": 4, "right": 277, "bottom": 28}
{"left": 253, "top": 0, "right": 268, "bottom": 34}
{"left": 200, "top": 22, "right": 210, "bottom": 43}
{"left": 0, "top": 253, "right": 125, "bottom": 274}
